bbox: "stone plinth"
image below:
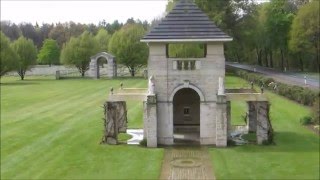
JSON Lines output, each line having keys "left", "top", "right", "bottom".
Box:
{"left": 102, "top": 101, "right": 127, "bottom": 145}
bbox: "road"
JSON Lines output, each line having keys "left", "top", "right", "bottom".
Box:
{"left": 226, "top": 62, "right": 319, "bottom": 90}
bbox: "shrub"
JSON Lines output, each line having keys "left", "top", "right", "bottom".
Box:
{"left": 300, "top": 116, "right": 313, "bottom": 125}
{"left": 139, "top": 138, "right": 147, "bottom": 147}
{"left": 233, "top": 70, "right": 319, "bottom": 107}
{"left": 312, "top": 96, "right": 320, "bottom": 124}
{"left": 227, "top": 139, "right": 236, "bottom": 146}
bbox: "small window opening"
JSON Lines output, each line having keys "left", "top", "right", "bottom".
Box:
{"left": 166, "top": 43, "right": 207, "bottom": 58}
{"left": 184, "top": 107, "right": 190, "bottom": 116}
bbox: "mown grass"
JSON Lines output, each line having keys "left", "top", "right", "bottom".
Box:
{"left": 1, "top": 75, "right": 319, "bottom": 179}
{"left": 1, "top": 76, "right": 163, "bottom": 179}
{"left": 210, "top": 75, "right": 320, "bottom": 179}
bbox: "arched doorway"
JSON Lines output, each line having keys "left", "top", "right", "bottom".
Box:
{"left": 173, "top": 88, "right": 200, "bottom": 144}
{"left": 96, "top": 56, "right": 108, "bottom": 78}
{"left": 89, "top": 52, "right": 117, "bottom": 79}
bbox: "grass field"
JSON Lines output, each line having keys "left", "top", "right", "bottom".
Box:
{"left": 0, "top": 76, "right": 162, "bottom": 179}
{"left": 213, "top": 76, "right": 319, "bottom": 179}
{"left": 1, "top": 75, "right": 319, "bottom": 179}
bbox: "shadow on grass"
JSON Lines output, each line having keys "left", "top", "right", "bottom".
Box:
{"left": 0, "top": 82, "right": 39, "bottom": 86}
{"left": 58, "top": 77, "right": 92, "bottom": 80}
{"left": 57, "top": 77, "right": 146, "bottom": 80}
{"left": 231, "top": 131, "right": 319, "bottom": 153}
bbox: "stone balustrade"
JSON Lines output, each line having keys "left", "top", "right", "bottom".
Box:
{"left": 172, "top": 59, "right": 201, "bottom": 70}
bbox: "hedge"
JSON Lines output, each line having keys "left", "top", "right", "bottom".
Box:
{"left": 233, "top": 70, "right": 319, "bottom": 107}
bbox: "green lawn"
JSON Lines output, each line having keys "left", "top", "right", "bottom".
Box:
{"left": 1, "top": 76, "right": 163, "bottom": 179}
{"left": 1, "top": 75, "right": 319, "bottom": 179}
{"left": 211, "top": 76, "right": 320, "bottom": 179}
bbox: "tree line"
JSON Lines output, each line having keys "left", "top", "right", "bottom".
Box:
{"left": 167, "top": 0, "right": 319, "bottom": 72}
{"left": 1, "top": 0, "right": 319, "bottom": 81}
{"left": 1, "top": 18, "right": 150, "bottom": 79}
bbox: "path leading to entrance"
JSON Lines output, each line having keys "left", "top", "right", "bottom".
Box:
{"left": 160, "top": 147, "right": 215, "bottom": 180}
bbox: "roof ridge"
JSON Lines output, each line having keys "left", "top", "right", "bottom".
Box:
{"left": 141, "top": 0, "right": 232, "bottom": 42}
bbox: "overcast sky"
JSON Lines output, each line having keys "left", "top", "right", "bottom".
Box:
{"left": 0, "top": 1, "right": 168, "bottom": 25}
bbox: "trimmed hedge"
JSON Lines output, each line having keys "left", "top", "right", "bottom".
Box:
{"left": 234, "top": 70, "right": 319, "bottom": 106}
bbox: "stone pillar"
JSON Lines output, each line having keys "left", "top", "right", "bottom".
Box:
{"left": 102, "top": 101, "right": 127, "bottom": 145}
{"left": 256, "top": 101, "right": 271, "bottom": 144}
{"left": 143, "top": 101, "right": 147, "bottom": 138}
{"left": 226, "top": 101, "right": 231, "bottom": 137}
{"left": 89, "top": 58, "right": 98, "bottom": 79}
{"left": 146, "top": 95, "right": 157, "bottom": 147}
{"left": 107, "top": 59, "right": 114, "bottom": 78}
{"left": 113, "top": 62, "right": 117, "bottom": 77}
{"left": 216, "top": 95, "right": 227, "bottom": 147}
{"left": 247, "top": 101, "right": 257, "bottom": 132}
{"left": 55, "top": 70, "right": 60, "bottom": 80}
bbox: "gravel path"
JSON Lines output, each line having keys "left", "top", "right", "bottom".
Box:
{"left": 160, "top": 147, "right": 215, "bottom": 180}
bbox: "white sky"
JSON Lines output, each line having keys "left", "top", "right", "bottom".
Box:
{"left": 0, "top": 0, "right": 168, "bottom": 25}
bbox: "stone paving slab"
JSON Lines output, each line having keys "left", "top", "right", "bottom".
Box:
{"left": 160, "top": 147, "right": 215, "bottom": 180}
{"left": 126, "top": 129, "right": 143, "bottom": 145}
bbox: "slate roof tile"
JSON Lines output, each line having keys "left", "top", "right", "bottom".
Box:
{"left": 141, "top": 0, "right": 232, "bottom": 42}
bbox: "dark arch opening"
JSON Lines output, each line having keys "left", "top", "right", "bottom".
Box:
{"left": 173, "top": 88, "right": 200, "bottom": 144}
{"left": 96, "top": 56, "right": 108, "bottom": 78}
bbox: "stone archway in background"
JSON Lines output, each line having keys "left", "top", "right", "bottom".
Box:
{"left": 89, "top": 52, "right": 117, "bottom": 79}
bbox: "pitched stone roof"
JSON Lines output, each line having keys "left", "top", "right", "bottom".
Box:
{"left": 141, "top": 0, "right": 232, "bottom": 43}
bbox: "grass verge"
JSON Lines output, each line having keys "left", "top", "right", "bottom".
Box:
{"left": 1, "top": 76, "right": 163, "bottom": 179}
{"left": 210, "top": 76, "right": 319, "bottom": 179}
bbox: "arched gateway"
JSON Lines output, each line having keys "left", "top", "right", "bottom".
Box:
{"left": 89, "top": 52, "right": 117, "bottom": 79}
{"left": 173, "top": 88, "right": 200, "bottom": 143}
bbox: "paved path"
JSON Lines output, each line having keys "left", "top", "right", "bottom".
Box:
{"left": 126, "top": 129, "right": 143, "bottom": 145}
{"left": 160, "top": 147, "right": 215, "bottom": 180}
{"left": 226, "top": 62, "right": 319, "bottom": 90}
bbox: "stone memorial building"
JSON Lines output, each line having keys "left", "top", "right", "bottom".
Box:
{"left": 141, "top": 0, "right": 233, "bottom": 147}
{"left": 106, "top": 0, "right": 272, "bottom": 148}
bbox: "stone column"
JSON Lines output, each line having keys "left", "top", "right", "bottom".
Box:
{"left": 226, "top": 101, "right": 231, "bottom": 138}
{"left": 146, "top": 95, "right": 157, "bottom": 147}
{"left": 89, "top": 58, "right": 98, "bottom": 79}
{"left": 247, "top": 101, "right": 257, "bottom": 132}
{"left": 143, "top": 101, "right": 147, "bottom": 139}
{"left": 256, "top": 101, "right": 271, "bottom": 144}
{"left": 55, "top": 70, "right": 60, "bottom": 80}
{"left": 107, "top": 59, "right": 114, "bottom": 78}
{"left": 113, "top": 62, "right": 117, "bottom": 77}
{"left": 216, "top": 95, "right": 227, "bottom": 147}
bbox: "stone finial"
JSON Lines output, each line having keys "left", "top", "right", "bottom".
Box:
{"left": 218, "top": 77, "right": 225, "bottom": 95}
{"left": 148, "top": 76, "right": 155, "bottom": 95}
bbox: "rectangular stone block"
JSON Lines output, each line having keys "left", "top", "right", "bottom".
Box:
{"left": 146, "top": 95, "right": 157, "bottom": 147}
